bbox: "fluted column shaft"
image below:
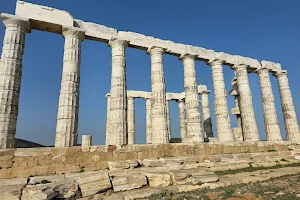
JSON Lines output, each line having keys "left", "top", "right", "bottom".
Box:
{"left": 209, "top": 60, "right": 233, "bottom": 142}
{"left": 108, "top": 40, "right": 128, "bottom": 145}
{"left": 145, "top": 98, "right": 152, "bottom": 144}
{"left": 201, "top": 92, "right": 213, "bottom": 139}
{"left": 234, "top": 64, "right": 259, "bottom": 141}
{"left": 0, "top": 14, "right": 30, "bottom": 148}
{"left": 166, "top": 100, "right": 171, "bottom": 141}
{"left": 105, "top": 94, "right": 111, "bottom": 145}
{"left": 276, "top": 70, "right": 300, "bottom": 141}
{"left": 127, "top": 97, "right": 135, "bottom": 144}
{"left": 55, "top": 27, "right": 85, "bottom": 147}
{"left": 148, "top": 47, "right": 168, "bottom": 144}
{"left": 180, "top": 54, "right": 203, "bottom": 143}
{"left": 257, "top": 68, "right": 282, "bottom": 141}
{"left": 82, "top": 135, "right": 92, "bottom": 147}
{"left": 178, "top": 99, "right": 187, "bottom": 141}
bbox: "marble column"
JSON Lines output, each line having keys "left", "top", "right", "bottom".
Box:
{"left": 257, "top": 68, "right": 282, "bottom": 141}
{"left": 145, "top": 98, "right": 152, "bottom": 144}
{"left": 0, "top": 14, "right": 30, "bottom": 148}
{"left": 147, "top": 47, "right": 168, "bottom": 144}
{"left": 233, "top": 64, "right": 259, "bottom": 141}
{"left": 82, "top": 135, "right": 92, "bottom": 147}
{"left": 178, "top": 99, "right": 187, "bottom": 141}
{"left": 180, "top": 54, "right": 203, "bottom": 143}
{"left": 208, "top": 59, "right": 233, "bottom": 142}
{"left": 275, "top": 70, "right": 300, "bottom": 141}
{"left": 108, "top": 39, "right": 129, "bottom": 145}
{"left": 166, "top": 100, "right": 171, "bottom": 141}
{"left": 201, "top": 91, "right": 213, "bottom": 139}
{"left": 127, "top": 96, "right": 135, "bottom": 144}
{"left": 55, "top": 27, "right": 85, "bottom": 147}
{"left": 105, "top": 93, "right": 111, "bottom": 145}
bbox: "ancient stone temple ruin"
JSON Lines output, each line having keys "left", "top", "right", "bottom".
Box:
{"left": 1, "top": 1, "right": 299, "bottom": 149}
{"left": 1, "top": 2, "right": 300, "bottom": 199}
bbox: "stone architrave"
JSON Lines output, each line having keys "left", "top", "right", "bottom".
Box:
{"left": 166, "top": 100, "right": 171, "bottom": 141}
{"left": 108, "top": 39, "right": 129, "bottom": 145}
{"left": 0, "top": 14, "right": 30, "bottom": 148}
{"left": 180, "top": 54, "right": 203, "bottom": 143}
{"left": 147, "top": 47, "right": 168, "bottom": 144}
{"left": 105, "top": 94, "right": 111, "bottom": 145}
{"left": 208, "top": 59, "right": 233, "bottom": 142}
{"left": 82, "top": 135, "right": 92, "bottom": 147}
{"left": 275, "top": 70, "right": 300, "bottom": 141}
{"left": 201, "top": 91, "right": 213, "bottom": 139}
{"left": 127, "top": 96, "right": 135, "bottom": 144}
{"left": 178, "top": 99, "right": 187, "bottom": 141}
{"left": 257, "top": 68, "right": 282, "bottom": 141}
{"left": 233, "top": 64, "right": 259, "bottom": 141}
{"left": 55, "top": 26, "right": 85, "bottom": 147}
{"left": 145, "top": 98, "right": 152, "bottom": 144}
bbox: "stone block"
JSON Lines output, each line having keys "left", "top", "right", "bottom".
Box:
{"left": 0, "top": 184, "right": 25, "bottom": 200}
{"left": 144, "top": 172, "right": 172, "bottom": 187}
{"left": 111, "top": 173, "right": 147, "bottom": 192}
{"left": 142, "top": 158, "right": 164, "bottom": 167}
{"left": 188, "top": 170, "right": 219, "bottom": 185}
{"left": 75, "top": 20, "right": 117, "bottom": 42}
{"left": 169, "top": 170, "right": 190, "bottom": 185}
{"left": 160, "top": 157, "right": 184, "bottom": 165}
{"left": 0, "top": 177, "right": 27, "bottom": 186}
{"left": 16, "top": 1, "right": 74, "bottom": 33}
{"left": 118, "top": 31, "right": 154, "bottom": 50}
{"left": 28, "top": 174, "right": 65, "bottom": 185}
{"left": 14, "top": 148, "right": 51, "bottom": 157}
{"left": 65, "top": 171, "right": 111, "bottom": 197}
{"left": 107, "top": 160, "right": 139, "bottom": 170}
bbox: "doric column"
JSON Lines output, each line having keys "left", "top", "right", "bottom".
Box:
{"left": 201, "top": 91, "right": 213, "bottom": 139}
{"left": 55, "top": 27, "right": 85, "bottom": 147}
{"left": 127, "top": 96, "right": 135, "bottom": 144}
{"left": 145, "top": 98, "right": 152, "bottom": 144}
{"left": 275, "top": 70, "right": 300, "bottom": 141}
{"left": 108, "top": 39, "right": 129, "bottom": 145}
{"left": 166, "top": 100, "right": 171, "bottom": 141}
{"left": 178, "top": 99, "right": 187, "bottom": 141}
{"left": 180, "top": 54, "right": 203, "bottom": 143}
{"left": 82, "top": 135, "right": 92, "bottom": 147}
{"left": 0, "top": 14, "right": 30, "bottom": 148}
{"left": 105, "top": 93, "right": 111, "bottom": 145}
{"left": 257, "top": 68, "right": 282, "bottom": 141}
{"left": 233, "top": 64, "right": 259, "bottom": 141}
{"left": 208, "top": 59, "right": 233, "bottom": 142}
{"left": 147, "top": 47, "right": 168, "bottom": 144}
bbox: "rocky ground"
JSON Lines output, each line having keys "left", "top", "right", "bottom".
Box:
{"left": 140, "top": 173, "right": 300, "bottom": 200}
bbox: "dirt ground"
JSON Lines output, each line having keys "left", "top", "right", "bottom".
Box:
{"left": 138, "top": 172, "right": 300, "bottom": 200}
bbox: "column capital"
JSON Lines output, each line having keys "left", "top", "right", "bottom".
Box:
{"left": 256, "top": 67, "right": 270, "bottom": 74}
{"left": 128, "top": 96, "right": 135, "bottom": 100}
{"left": 62, "top": 26, "right": 85, "bottom": 41}
{"left": 208, "top": 59, "right": 224, "bottom": 66}
{"left": 105, "top": 93, "right": 111, "bottom": 98}
{"left": 1, "top": 13, "right": 31, "bottom": 32}
{"left": 202, "top": 90, "right": 211, "bottom": 94}
{"left": 231, "top": 64, "right": 248, "bottom": 70}
{"left": 274, "top": 70, "right": 288, "bottom": 78}
{"left": 179, "top": 53, "right": 197, "bottom": 61}
{"left": 147, "top": 46, "right": 165, "bottom": 54}
{"left": 108, "top": 39, "right": 129, "bottom": 48}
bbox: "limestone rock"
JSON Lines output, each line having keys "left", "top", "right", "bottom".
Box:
{"left": 28, "top": 174, "right": 65, "bottom": 185}
{"left": 65, "top": 171, "right": 111, "bottom": 197}
{"left": 107, "top": 160, "right": 139, "bottom": 170}
{"left": 111, "top": 173, "right": 147, "bottom": 192}
{"left": 144, "top": 172, "right": 172, "bottom": 187}
{"left": 142, "top": 158, "right": 164, "bottom": 167}
{"left": 169, "top": 170, "right": 190, "bottom": 185}
{"left": 188, "top": 171, "right": 219, "bottom": 185}
{"left": 0, "top": 184, "right": 25, "bottom": 200}
{"left": 160, "top": 157, "right": 184, "bottom": 165}
{"left": 0, "top": 178, "right": 28, "bottom": 186}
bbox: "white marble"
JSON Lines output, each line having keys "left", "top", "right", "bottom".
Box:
{"left": 275, "top": 70, "right": 300, "bottom": 141}
{"left": 145, "top": 98, "right": 152, "bottom": 144}
{"left": 82, "top": 135, "right": 92, "bottom": 147}
{"left": 147, "top": 47, "right": 168, "bottom": 144}
{"left": 127, "top": 97, "right": 135, "bottom": 144}
{"left": 55, "top": 26, "right": 85, "bottom": 147}
{"left": 178, "top": 100, "right": 187, "bottom": 141}
{"left": 166, "top": 100, "right": 171, "bottom": 141}
{"left": 105, "top": 94, "right": 111, "bottom": 145}
{"left": 180, "top": 54, "right": 203, "bottom": 143}
{"left": 0, "top": 14, "right": 30, "bottom": 148}
{"left": 201, "top": 90, "right": 213, "bottom": 139}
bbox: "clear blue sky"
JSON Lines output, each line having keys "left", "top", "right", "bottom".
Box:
{"left": 0, "top": 0, "right": 299, "bottom": 146}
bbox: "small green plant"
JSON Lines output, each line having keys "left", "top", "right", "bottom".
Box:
{"left": 248, "top": 162, "right": 254, "bottom": 168}
{"left": 224, "top": 188, "right": 235, "bottom": 197}
{"left": 79, "top": 167, "right": 85, "bottom": 173}
{"left": 6, "top": 166, "right": 12, "bottom": 169}
{"left": 268, "top": 149, "right": 277, "bottom": 152}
